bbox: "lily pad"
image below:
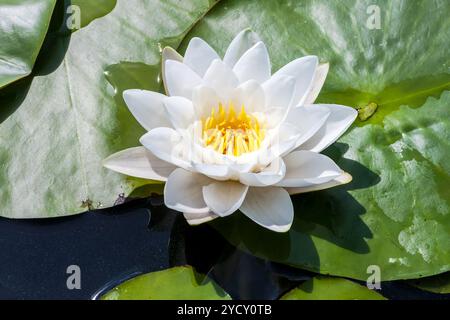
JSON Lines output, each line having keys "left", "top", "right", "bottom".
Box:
{"left": 407, "top": 273, "right": 450, "bottom": 294}
{"left": 0, "top": 0, "right": 216, "bottom": 218}
{"left": 101, "top": 266, "right": 231, "bottom": 300}
{"left": 280, "top": 277, "right": 386, "bottom": 300}
{"left": 0, "top": 0, "right": 448, "bottom": 284}
{"left": 0, "top": 0, "right": 56, "bottom": 88}
{"left": 184, "top": 0, "right": 450, "bottom": 281}
{"left": 70, "top": 0, "right": 118, "bottom": 31}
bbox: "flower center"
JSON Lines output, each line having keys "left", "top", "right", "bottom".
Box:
{"left": 202, "top": 103, "right": 265, "bottom": 156}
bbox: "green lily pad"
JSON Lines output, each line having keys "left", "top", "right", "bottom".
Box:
{"left": 101, "top": 266, "right": 231, "bottom": 300}
{"left": 407, "top": 273, "right": 450, "bottom": 294}
{"left": 0, "top": 0, "right": 448, "bottom": 285}
{"left": 70, "top": 0, "right": 118, "bottom": 31}
{"left": 0, "top": 0, "right": 216, "bottom": 218}
{"left": 0, "top": 0, "right": 56, "bottom": 88}
{"left": 280, "top": 277, "right": 386, "bottom": 300}
{"left": 184, "top": 0, "right": 450, "bottom": 281}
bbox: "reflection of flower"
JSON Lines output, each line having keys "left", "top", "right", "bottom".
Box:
{"left": 103, "top": 29, "right": 357, "bottom": 232}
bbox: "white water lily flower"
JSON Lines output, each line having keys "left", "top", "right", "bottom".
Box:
{"left": 103, "top": 29, "right": 357, "bottom": 232}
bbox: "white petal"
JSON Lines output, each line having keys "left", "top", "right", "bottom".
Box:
{"left": 164, "top": 168, "right": 211, "bottom": 214}
{"left": 233, "top": 42, "right": 271, "bottom": 84}
{"left": 262, "top": 75, "right": 296, "bottom": 109}
{"left": 184, "top": 37, "right": 220, "bottom": 77}
{"left": 261, "top": 109, "right": 329, "bottom": 167}
{"left": 240, "top": 187, "right": 294, "bottom": 233}
{"left": 165, "top": 60, "right": 202, "bottom": 99}
{"left": 267, "top": 122, "right": 303, "bottom": 160}
{"left": 163, "top": 96, "right": 195, "bottom": 129}
{"left": 140, "top": 127, "right": 190, "bottom": 169}
{"left": 277, "top": 151, "right": 342, "bottom": 187}
{"left": 203, "top": 181, "right": 248, "bottom": 217}
{"left": 192, "top": 85, "right": 221, "bottom": 119}
{"left": 192, "top": 163, "right": 233, "bottom": 181}
{"left": 231, "top": 80, "right": 266, "bottom": 113}
{"left": 299, "top": 104, "right": 358, "bottom": 152}
{"left": 304, "top": 63, "right": 329, "bottom": 105}
{"left": 184, "top": 211, "right": 219, "bottom": 225}
{"left": 203, "top": 59, "right": 239, "bottom": 100}
{"left": 123, "top": 90, "right": 171, "bottom": 131}
{"left": 284, "top": 105, "right": 331, "bottom": 149}
{"left": 162, "top": 47, "right": 183, "bottom": 95}
{"left": 223, "top": 28, "right": 261, "bottom": 68}
{"left": 273, "top": 56, "right": 318, "bottom": 106}
{"left": 287, "top": 172, "right": 353, "bottom": 195}
{"left": 103, "top": 147, "right": 175, "bottom": 181}
{"left": 239, "top": 158, "right": 286, "bottom": 187}
{"left": 253, "top": 107, "right": 287, "bottom": 129}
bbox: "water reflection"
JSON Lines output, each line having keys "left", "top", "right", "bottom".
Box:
{"left": 168, "top": 213, "right": 313, "bottom": 300}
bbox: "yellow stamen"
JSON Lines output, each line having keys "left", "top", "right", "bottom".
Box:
{"left": 202, "top": 103, "right": 265, "bottom": 156}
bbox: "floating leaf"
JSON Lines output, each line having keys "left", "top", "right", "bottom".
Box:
{"left": 70, "top": 0, "right": 117, "bottom": 30}
{"left": 101, "top": 266, "right": 231, "bottom": 300}
{"left": 280, "top": 277, "right": 386, "bottom": 300}
{"left": 0, "top": 0, "right": 56, "bottom": 88}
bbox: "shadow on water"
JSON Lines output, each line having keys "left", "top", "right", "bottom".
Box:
{"left": 0, "top": 0, "right": 72, "bottom": 124}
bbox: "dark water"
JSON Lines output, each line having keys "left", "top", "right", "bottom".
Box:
{"left": 0, "top": 197, "right": 448, "bottom": 300}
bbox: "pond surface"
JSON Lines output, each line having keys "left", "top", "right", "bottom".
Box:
{"left": 0, "top": 197, "right": 447, "bottom": 300}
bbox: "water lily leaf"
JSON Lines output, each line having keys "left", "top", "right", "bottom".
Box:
{"left": 1, "top": 0, "right": 448, "bottom": 285}
{"left": 70, "top": 0, "right": 117, "bottom": 31}
{"left": 407, "top": 273, "right": 450, "bottom": 294}
{"left": 101, "top": 266, "right": 231, "bottom": 300}
{"left": 0, "top": 0, "right": 217, "bottom": 218}
{"left": 184, "top": 0, "right": 450, "bottom": 281}
{"left": 0, "top": 0, "right": 56, "bottom": 88}
{"left": 280, "top": 277, "right": 386, "bottom": 300}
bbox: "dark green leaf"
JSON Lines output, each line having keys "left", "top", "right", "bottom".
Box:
{"left": 280, "top": 277, "right": 386, "bottom": 300}
{"left": 407, "top": 273, "right": 450, "bottom": 294}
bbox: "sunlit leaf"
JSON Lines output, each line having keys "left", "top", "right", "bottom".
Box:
{"left": 101, "top": 266, "right": 231, "bottom": 300}
{"left": 0, "top": 0, "right": 56, "bottom": 88}
{"left": 0, "top": 0, "right": 216, "bottom": 218}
